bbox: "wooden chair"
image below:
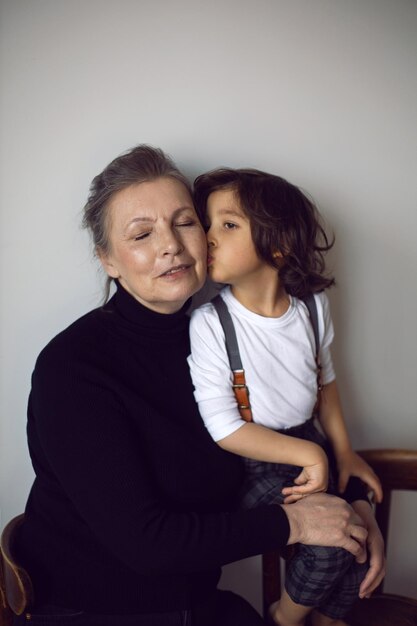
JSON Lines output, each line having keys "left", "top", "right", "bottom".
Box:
{"left": 0, "top": 514, "right": 33, "bottom": 625}
{"left": 262, "top": 448, "right": 417, "bottom": 625}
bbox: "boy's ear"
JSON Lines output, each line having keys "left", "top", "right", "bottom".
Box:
{"left": 97, "top": 248, "right": 120, "bottom": 279}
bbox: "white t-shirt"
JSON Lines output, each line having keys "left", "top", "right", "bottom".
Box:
{"left": 188, "top": 287, "right": 336, "bottom": 442}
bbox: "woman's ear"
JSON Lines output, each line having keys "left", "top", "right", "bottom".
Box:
{"left": 272, "top": 250, "right": 283, "bottom": 259}
{"left": 97, "top": 247, "right": 120, "bottom": 279}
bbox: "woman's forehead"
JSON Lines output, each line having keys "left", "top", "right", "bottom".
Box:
{"left": 106, "top": 178, "right": 195, "bottom": 231}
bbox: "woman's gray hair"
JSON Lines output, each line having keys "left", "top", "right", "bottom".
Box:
{"left": 82, "top": 144, "right": 191, "bottom": 301}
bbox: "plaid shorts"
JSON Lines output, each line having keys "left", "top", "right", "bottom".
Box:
{"left": 239, "top": 419, "right": 367, "bottom": 619}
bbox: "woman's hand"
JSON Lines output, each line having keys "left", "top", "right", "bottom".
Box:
{"left": 282, "top": 492, "right": 368, "bottom": 562}
{"left": 351, "top": 499, "right": 386, "bottom": 597}
{"left": 282, "top": 458, "right": 329, "bottom": 503}
{"left": 337, "top": 449, "right": 383, "bottom": 503}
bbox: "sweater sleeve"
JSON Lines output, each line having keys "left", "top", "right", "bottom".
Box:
{"left": 31, "top": 344, "right": 289, "bottom": 576}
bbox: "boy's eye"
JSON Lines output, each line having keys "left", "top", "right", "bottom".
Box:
{"left": 224, "top": 222, "right": 237, "bottom": 229}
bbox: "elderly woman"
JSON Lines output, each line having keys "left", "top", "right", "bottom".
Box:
{"left": 14, "top": 145, "right": 384, "bottom": 626}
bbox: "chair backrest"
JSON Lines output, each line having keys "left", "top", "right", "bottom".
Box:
{"left": 0, "top": 514, "right": 33, "bottom": 621}
{"left": 356, "top": 448, "right": 417, "bottom": 594}
{"left": 262, "top": 448, "right": 417, "bottom": 622}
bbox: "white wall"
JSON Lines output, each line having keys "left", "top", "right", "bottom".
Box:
{"left": 1, "top": 0, "right": 416, "bottom": 611}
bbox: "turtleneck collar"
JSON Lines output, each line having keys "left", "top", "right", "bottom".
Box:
{"left": 108, "top": 280, "right": 191, "bottom": 333}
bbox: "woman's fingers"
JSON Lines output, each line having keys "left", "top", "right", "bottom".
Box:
{"left": 347, "top": 518, "right": 368, "bottom": 563}
{"left": 283, "top": 493, "right": 368, "bottom": 561}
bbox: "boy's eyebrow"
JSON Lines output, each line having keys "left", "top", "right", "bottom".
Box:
{"left": 215, "top": 208, "right": 246, "bottom": 218}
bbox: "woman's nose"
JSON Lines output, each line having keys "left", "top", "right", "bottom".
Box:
{"left": 160, "top": 229, "right": 184, "bottom": 256}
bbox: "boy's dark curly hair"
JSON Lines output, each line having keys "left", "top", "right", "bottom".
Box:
{"left": 193, "top": 168, "right": 335, "bottom": 299}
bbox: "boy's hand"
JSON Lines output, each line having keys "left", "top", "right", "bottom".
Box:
{"left": 337, "top": 450, "right": 383, "bottom": 503}
{"left": 281, "top": 456, "right": 329, "bottom": 503}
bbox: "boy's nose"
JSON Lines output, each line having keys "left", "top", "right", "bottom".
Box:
{"left": 206, "top": 227, "right": 216, "bottom": 247}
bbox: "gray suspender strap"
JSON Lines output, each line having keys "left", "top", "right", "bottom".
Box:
{"left": 212, "top": 295, "right": 252, "bottom": 422}
{"left": 212, "top": 295, "right": 243, "bottom": 371}
{"left": 303, "top": 294, "right": 320, "bottom": 363}
{"left": 303, "top": 294, "right": 323, "bottom": 415}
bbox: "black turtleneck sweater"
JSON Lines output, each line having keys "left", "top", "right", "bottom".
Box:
{"left": 17, "top": 282, "right": 289, "bottom": 613}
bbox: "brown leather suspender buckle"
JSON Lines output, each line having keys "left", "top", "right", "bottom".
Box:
{"left": 232, "top": 370, "right": 253, "bottom": 422}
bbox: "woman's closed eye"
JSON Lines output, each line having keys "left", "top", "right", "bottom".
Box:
{"left": 132, "top": 220, "right": 197, "bottom": 241}
{"left": 133, "top": 231, "right": 151, "bottom": 241}
{"left": 175, "top": 219, "right": 197, "bottom": 228}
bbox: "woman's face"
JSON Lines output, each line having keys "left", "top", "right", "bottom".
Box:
{"left": 100, "top": 177, "right": 207, "bottom": 314}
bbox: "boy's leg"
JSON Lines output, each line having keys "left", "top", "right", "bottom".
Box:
{"left": 240, "top": 425, "right": 359, "bottom": 625}
{"left": 269, "top": 589, "right": 313, "bottom": 626}
{"left": 281, "top": 544, "right": 355, "bottom": 622}
{"left": 312, "top": 558, "right": 368, "bottom": 623}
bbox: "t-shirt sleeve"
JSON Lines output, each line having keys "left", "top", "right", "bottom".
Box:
{"left": 188, "top": 304, "right": 247, "bottom": 441}
{"left": 316, "top": 292, "right": 336, "bottom": 385}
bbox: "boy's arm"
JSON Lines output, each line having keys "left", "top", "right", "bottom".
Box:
{"left": 189, "top": 305, "right": 327, "bottom": 497}
{"left": 218, "top": 422, "right": 328, "bottom": 496}
{"left": 319, "top": 380, "right": 383, "bottom": 502}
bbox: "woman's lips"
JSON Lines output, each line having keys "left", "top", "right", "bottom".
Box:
{"left": 159, "top": 264, "right": 190, "bottom": 278}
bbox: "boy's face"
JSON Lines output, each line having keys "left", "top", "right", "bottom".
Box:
{"left": 205, "top": 188, "right": 271, "bottom": 288}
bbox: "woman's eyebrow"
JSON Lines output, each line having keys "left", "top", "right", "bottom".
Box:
{"left": 127, "top": 216, "right": 154, "bottom": 224}
{"left": 172, "top": 205, "right": 196, "bottom": 216}
{"left": 124, "top": 206, "right": 195, "bottom": 229}
{"left": 123, "top": 217, "right": 155, "bottom": 234}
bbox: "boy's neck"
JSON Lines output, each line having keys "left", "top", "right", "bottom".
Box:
{"left": 230, "top": 275, "right": 290, "bottom": 318}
